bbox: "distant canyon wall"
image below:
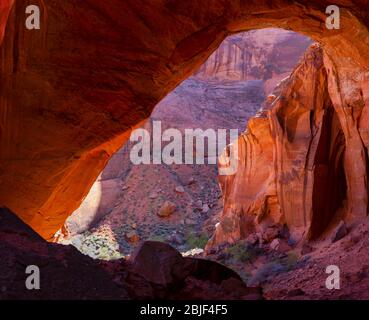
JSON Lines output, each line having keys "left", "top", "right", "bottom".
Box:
{"left": 195, "top": 28, "right": 312, "bottom": 94}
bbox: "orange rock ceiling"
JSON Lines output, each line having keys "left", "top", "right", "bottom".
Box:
{"left": 1, "top": 1, "right": 369, "bottom": 240}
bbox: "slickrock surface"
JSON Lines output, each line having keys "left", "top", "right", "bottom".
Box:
{"left": 0, "top": 208, "right": 129, "bottom": 299}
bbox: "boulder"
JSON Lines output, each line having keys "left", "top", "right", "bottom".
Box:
{"left": 262, "top": 227, "right": 280, "bottom": 243}
{"left": 125, "top": 231, "right": 140, "bottom": 244}
{"left": 202, "top": 204, "right": 210, "bottom": 213}
{"left": 130, "top": 241, "right": 187, "bottom": 286}
{"left": 194, "top": 200, "right": 203, "bottom": 209}
{"left": 157, "top": 201, "right": 176, "bottom": 218}
{"left": 129, "top": 241, "right": 262, "bottom": 299}
{"left": 270, "top": 238, "right": 281, "bottom": 251}
{"left": 187, "top": 177, "right": 196, "bottom": 185}
{"left": 174, "top": 186, "right": 185, "bottom": 194}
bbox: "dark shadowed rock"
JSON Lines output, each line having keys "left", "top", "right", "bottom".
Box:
{"left": 0, "top": 208, "right": 129, "bottom": 300}
{"left": 301, "top": 243, "right": 314, "bottom": 255}
{"left": 331, "top": 221, "right": 348, "bottom": 243}
{"left": 130, "top": 241, "right": 187, "bottom": 285}
{"left": 0, "top": 210, "right": 263, "bottom": 300}
{"left": 129, "top": 241, "right": 263, "bottom": 299}
{"left": 287, "top": 288, "right": 305, "bottom": 297}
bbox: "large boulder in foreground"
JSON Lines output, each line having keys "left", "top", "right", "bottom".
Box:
{"left": 128, "top": 241, "right": 262, "bottom": 300}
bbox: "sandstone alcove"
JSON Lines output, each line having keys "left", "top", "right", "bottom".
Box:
{"left": 1, "top": 0, "right": 369, "bottom": 246}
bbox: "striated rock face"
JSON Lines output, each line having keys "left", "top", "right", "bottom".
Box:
{"left": 208, "top": 44, "right": 349, "bottom": 248}
{"left": 1, "top": 1, "right": 369, "bottom": 240}
{"left": 0, "top": 1, "right": 13, "bottom": 43}
{"left": 195, "top": 28, "right": 312, "bottom": 94}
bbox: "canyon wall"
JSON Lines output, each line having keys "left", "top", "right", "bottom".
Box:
{"left": 208, "top": 44, "right": 352, "bottom": 248}
{"left": 195, "top": 28, "right": 312, "bottom": 94}
{"left": 1, "top": 1, "right": 369, "bottom": 240}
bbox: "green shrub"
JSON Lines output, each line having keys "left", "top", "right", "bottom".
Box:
{"left": 283, "top": 252, "right": 299, "bottom": 271}
{"left": 186, "top": 233, "right": 209, "bottom": 249}
{"left": 226, "top": 242, "right": 262, "bottom": 263}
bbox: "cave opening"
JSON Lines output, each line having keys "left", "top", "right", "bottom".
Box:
{"left": 2, "top": 0, "right": 369, "bottom": 301}
{"left": 57, "top": 28, "right": 315, "bottom": 264}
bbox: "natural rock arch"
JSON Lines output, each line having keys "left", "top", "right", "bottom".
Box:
{"left": 0, "top": 0, "right": 369, "bottom": 239}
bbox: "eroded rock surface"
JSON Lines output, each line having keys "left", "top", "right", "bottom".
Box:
{"left": 208, "top": 44, "right": 350, "bottom": 248}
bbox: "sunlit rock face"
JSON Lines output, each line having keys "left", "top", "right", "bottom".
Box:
{"left": 208, "top": 44, "right": 351, "bottom": 248}
{"left": 1, "top": 1, "right": 369, "bottom": 240}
